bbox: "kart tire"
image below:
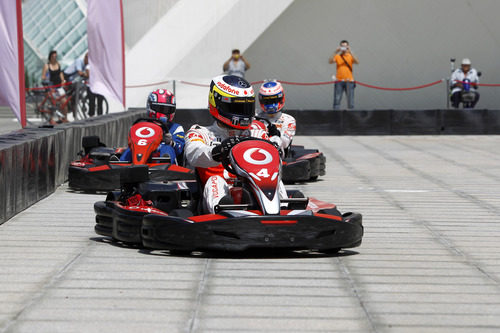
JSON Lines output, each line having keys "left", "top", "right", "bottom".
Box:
{"left": 287, "top": 190, "right": 308, "bottom": 210}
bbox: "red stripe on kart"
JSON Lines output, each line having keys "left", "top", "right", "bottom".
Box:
{"left": 314, "top": 213, "right": 342, "bottom": 221}
{"left": 88, "top": 165, "right": 111, "bottom": 171}
{"left": 189, "top": 214, "right": 228, "bottom": 222}
{"left": 168, "top": 164, "right": 193, "bottom": 172}
{"left": 261, "top": 220, "right": 297, "bottom": 225}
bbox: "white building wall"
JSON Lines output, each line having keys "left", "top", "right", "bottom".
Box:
{"left": 244, "top": 0, "right": 500, "bottom": 110}
{"left": 124, "top": 0, "right": 293, "bottom": 108}
{"left": 124, "top": 0, "right": 500, "bottom": 110}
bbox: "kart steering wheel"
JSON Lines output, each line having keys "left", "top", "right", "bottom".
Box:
{"left": 255, "top": 116, "right": 281, "bottom": 138}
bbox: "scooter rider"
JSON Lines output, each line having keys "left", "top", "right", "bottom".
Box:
{"left": 450, "top": 58, "right": 480, "bottom": 108}
{"left": 184, "top": 75, "right": 286, "bottom": 214}
{"left": 255, "top": 80, "right": 296, "bottom": 154}
{"left": 120, "top": 89, "right": 185, "bottom": 164}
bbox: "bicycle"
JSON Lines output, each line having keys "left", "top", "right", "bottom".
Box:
{"left": 72, "top": 80, "right": 109, "bottom": 119}
{"left": 27, "top": 81, "right": 73, "bottom": 125}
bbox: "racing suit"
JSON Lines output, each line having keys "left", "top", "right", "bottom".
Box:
{"left": 255, "top": 111, "right": 296, "bottom": 153}
{"left": 185, "top": 121, "right": 287, "bottom": 214}
{"left": 120, "top": 122, "right": 185, "bottom": 164}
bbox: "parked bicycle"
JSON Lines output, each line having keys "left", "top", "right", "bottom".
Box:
{"left": 25, "top": 79, "right": 108, "bottom": 125}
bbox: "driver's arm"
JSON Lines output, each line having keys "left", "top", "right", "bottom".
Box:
{"left": 185, "top": 126, "right": 220, "bottom": 168}
{"left": 280, "top": 116, "right": 296, "bottom": 150}
{"left": 169, "top": 123, "right": 185, "bottom": 156}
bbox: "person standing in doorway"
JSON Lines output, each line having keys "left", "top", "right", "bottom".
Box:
{"left": 329, "top": 40, "right": 359, "bottom": 110}
{"left": 223, "top": 49, "right": 251, "bottom": 78}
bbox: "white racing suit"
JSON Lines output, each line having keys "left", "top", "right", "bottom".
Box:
{"left": 184, "top": 121, "right": 287, "bottom": 214}
{"left": 255, "top": 111, "right": 296, "bottom": 154}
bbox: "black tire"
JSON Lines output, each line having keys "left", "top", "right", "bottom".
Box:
{"left": 287, "top": 190, "right": 308, "bottom": 210}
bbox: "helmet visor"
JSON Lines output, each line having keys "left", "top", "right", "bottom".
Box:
{"left": 218, "top": 97, "right": 254, "bottom": 116}
{"left": 150, "top": 103, "right": 175, "bottom": 115}
{"left": 259, "top": 94, "right": 283, "bottom": 106}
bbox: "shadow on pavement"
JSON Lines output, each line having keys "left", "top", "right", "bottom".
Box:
{"left": 91, "top": 236, "right": 360, "bottom": 259}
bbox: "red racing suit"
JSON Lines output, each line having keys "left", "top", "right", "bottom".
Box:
{"left": 185, "top": 121, "right": 286, "bottom": 213}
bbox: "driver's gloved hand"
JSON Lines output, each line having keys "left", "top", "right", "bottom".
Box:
{"left": 211, "top": 137, "right": 241, "bottom": 162}
{"left": 163, "top": 132, "right": 173, "bottom": 146}
{"left": 267, "top": 123, "right": 281, "bottom": 137}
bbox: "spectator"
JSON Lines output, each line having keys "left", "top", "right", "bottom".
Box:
{"left": 329, "top": 40, "right": 359, "bottom": 110}
{"left": 84, "top": 63, "right": 104, "bottom": 117}
{"left": 223, "top": 49, "right": 250, "bottom": 78}
{"left": 41, "top": 50, "right": 68, "bottom": 123}
{"left": 450, "top": 58, "right": 480, "bottom": 108}
{"left": 63, "top": 52, "right": 88, "bottom": 82}
{"left": 41, "top": 50, "right": 65, "bottom": 86}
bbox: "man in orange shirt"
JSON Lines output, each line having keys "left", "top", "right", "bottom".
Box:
{"left": 329, "top": 40, "right": 359, "bottom": 109}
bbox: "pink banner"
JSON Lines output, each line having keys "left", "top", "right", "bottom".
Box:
{"left": 87, "top": 0, "right": 125, "bottom": 107}
{"left": 0, "top": 0, "right": 26, "bottom": 127}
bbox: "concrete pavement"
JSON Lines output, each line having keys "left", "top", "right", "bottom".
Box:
{"left": 1, "top": 135, "right": 500, "bottom": 332}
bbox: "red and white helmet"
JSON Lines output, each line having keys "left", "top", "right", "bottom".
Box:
{"left": 208, "top": 75, "right": 255, "bottom": 130}
{"left": 259, "top": 80, "right": 285, "bottom": 114}
{"left": 146, "top": 89, "right": 176, "bottom": 123}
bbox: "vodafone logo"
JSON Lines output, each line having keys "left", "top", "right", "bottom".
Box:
{"left": 243, "top": 148, "right": 273, "bottom": 165}
{"left": 135, "top": 127, "right": 155, "bottom": 138}
{"left": 217, "top": 81, "right": 240, "bottom": 95}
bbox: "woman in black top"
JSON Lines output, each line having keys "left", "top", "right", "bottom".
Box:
{"left": 41, "top": 50, "right": 69, "bottom": 122}
{"left": 41, "top": 50, "right": 65, "bottom": 86}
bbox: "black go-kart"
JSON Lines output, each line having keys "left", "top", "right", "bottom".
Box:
{"left": 253, "top": 117, "right": 326, "bottom": 183}
{"left": 69, "top": 118, "right": 194, "bottom": 191}
{"left": 94, "top": 137, "right": 362, "bottom": 254}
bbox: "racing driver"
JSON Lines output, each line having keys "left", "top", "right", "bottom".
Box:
{"left": 120, "top": 89, "right": 185, "bottom": 164}
{"left": 255, "top": 80, "right": 296, "bottom": 154}
{"left": 184, "top": 74, "right": 286, "bottom": 213}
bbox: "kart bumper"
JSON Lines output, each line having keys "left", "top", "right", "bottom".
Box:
{"left": 94, "top": 200, "right": 149, "bottom": 244}
{"left": 141, "top": 212, "right": 362, "bottom": 252}
{"left": 69, "top": 163, "right": 195, "bottom": 191}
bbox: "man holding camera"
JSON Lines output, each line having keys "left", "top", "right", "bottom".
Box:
{"left": 450, "top": 58, "right": 480, "bottom": 108}
{"left": 223, "top": 49, "right": 251, "bottom": 78}
{"left": 329, "top": 40, "right": 359, "bottom": 110}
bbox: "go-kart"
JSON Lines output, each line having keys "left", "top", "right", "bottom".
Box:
{"left": 94, "top": 137, "right": 363, "bottom": 254}
{"left": 282, "top": 144, "right": 326, "bottom": 183}
{"left": 253, "top": 117, "right": 326, "bottom": 183}
{"left": 69, "top": 118, "right": 194, "bottom": 191}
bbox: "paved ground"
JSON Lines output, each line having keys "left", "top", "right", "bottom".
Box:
{"left": 1, "top": 135, "right": 500, "bottom": 333}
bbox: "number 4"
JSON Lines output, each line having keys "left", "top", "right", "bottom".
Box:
{"left": 256, "top": 168, "right": 270, "bottom": 178}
